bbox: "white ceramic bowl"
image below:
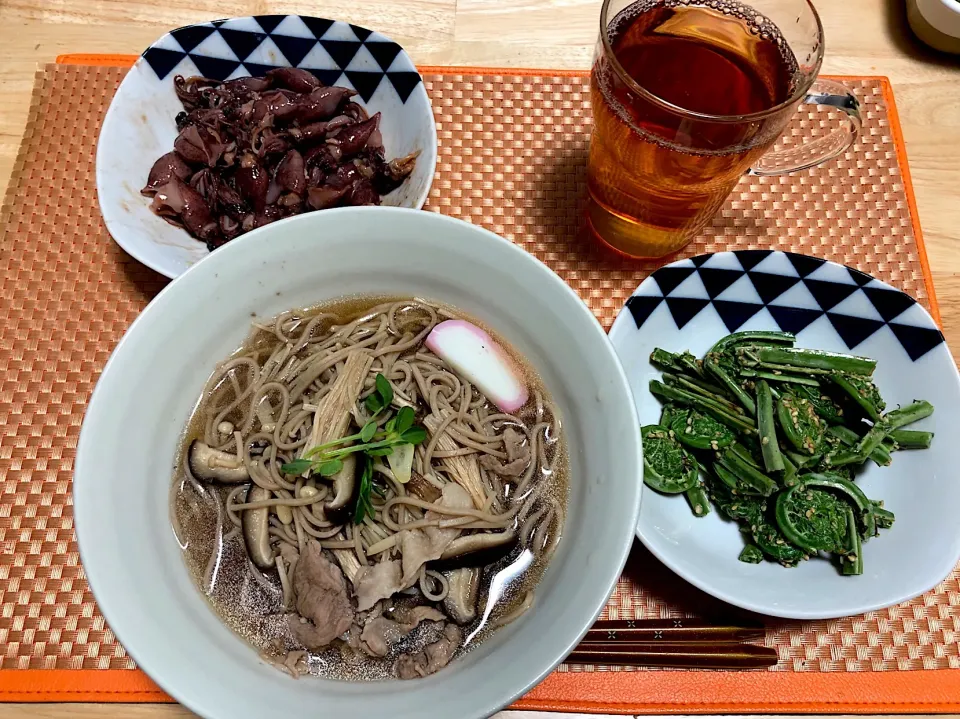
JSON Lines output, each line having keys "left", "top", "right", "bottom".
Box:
{"left": 96, "top": 15, "right": 438, "bottom": 279}
{"left": 610, "top": 250, "right": 960, "bottom": 619}
{"left": 75, "top": 207, "right": 642, "bottom": 719}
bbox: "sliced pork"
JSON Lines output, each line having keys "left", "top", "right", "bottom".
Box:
{"left": 358, "top": 606, "right": 447, "bottom": 657}
{"left": 353, "top": 559, "right": 404, "bottom": 612}
{"left": 398, "top": 482, "right": 473, "bottom": 581}
{"left": 287, "top": 540, "right": 354, "bottom": 650}
{"left": 394, "top": 624, "right": 463, "bottom": 679}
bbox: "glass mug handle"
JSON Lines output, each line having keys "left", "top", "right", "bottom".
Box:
{"left": 748, "top": 79, "right": 862, "bottom": 176}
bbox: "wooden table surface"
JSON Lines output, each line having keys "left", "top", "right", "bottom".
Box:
{"left": 0, "top": 0, "right": 958, "bottom": 717}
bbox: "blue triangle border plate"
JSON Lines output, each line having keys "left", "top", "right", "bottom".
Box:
{"left": 609, "top": 249, "right": 960, "bottom": 619}
{"left": 97, "top": 15, "right": 437, "bottom": 279}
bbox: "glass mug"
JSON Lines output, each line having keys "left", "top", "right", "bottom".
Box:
{"left": 586, "top": 0, "right": 862, "bottom": 258}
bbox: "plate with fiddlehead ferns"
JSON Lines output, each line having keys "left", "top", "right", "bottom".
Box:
{"left": 610, "top": 250, "right": 960, "bottom": 619}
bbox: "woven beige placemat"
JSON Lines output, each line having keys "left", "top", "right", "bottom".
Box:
{"left": 0, "top": 64, "right": 955, "bottom": 680}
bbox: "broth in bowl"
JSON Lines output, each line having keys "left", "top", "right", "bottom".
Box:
{"left": 172, "top": 297, "right": 568, "bottom": 680}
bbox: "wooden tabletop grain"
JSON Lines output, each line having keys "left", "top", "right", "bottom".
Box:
{"left": 0, "top": 0, "right": 958, "bottom": 717}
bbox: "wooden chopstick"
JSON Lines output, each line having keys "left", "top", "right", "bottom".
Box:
{"left": 584, "top": 619, "right": 766, "bottom": 644}
{"left": 569, "top": 620, "right": 777, "bottom": 669}
{"left": 567, "top": 642, "right": 778, "bottom": 670}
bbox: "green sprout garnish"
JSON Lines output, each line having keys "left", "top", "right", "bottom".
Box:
{"left": 280, "top": 374, "right": 427, "bottom": 523}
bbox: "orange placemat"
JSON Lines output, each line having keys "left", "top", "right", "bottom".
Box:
{"left": 0, "top": 56, "right": 957, "bottom": 713}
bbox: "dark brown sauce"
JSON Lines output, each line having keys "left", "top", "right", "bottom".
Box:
{"left": 171, "top": 296, "right": 569, "bottom": 681}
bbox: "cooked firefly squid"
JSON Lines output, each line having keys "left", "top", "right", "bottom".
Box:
{"left": 141, "top": 68, "right": 418, "bottom": 250}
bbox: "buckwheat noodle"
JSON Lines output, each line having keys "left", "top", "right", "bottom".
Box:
{"left": 172, "top": 298, "right": 567, "bottom": 680}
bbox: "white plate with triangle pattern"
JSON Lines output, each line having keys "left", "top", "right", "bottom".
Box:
{"left": 96, "top": 15, "right": 437, "bottom": 279}
{"left": 609, "top": 250, "right": 960, "bottom": 619}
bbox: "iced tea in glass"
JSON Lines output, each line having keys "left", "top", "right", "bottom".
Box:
{"left": 587, "top": 0, "right": 862, "bottom": 257}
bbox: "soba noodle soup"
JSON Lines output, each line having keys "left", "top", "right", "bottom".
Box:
{"left": 171, "top": 297, "right": 567, "bottom": 680}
